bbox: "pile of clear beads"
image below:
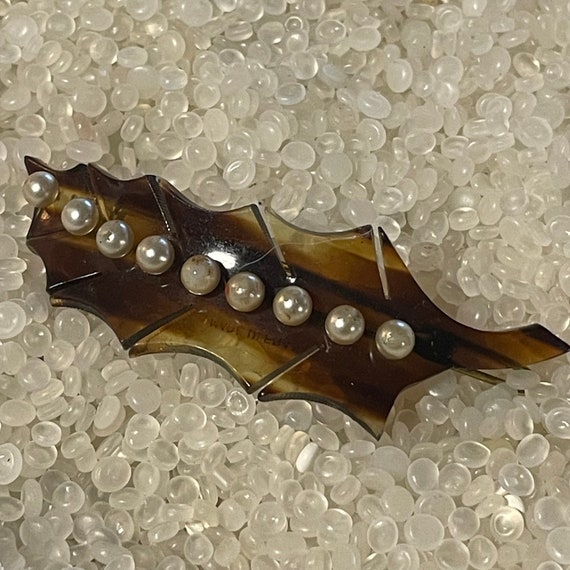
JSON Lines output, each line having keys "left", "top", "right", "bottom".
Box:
{"left": 1, "top": 0, "right": 570, "bottom": 568}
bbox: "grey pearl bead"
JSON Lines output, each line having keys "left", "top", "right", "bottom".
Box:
{"left": 273, "top": 285, "right": 312, "bottom": 326}
{"left": 225, "top": 272, "right": 265, "bottom": 312}
{"left": 61, "top": 198, "right": 99, "bottom": 236}
{"left": 96, "top": 220, "right": 134, "bottom": 259}
{"left": 136, "top": 235, "right": 175, "bottom": 275}
{"left": 375, "top": 319, "right": 415, "bottom": 360}
{"left": 22, "top": 171, "right": 59, "bottom": 207}
{"left": 325, "top": 305, "right": 365, "bottom": 345}
{"left": 180, "top": 255, "right": 221, "bottom": 295}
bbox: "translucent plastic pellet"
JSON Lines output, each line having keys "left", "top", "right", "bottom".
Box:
{"left": 448, "top": 507, "right": 480, "bottom": 540}
{"left": 52, "top": 480, "right": 85, "bottom": 513}
{"left": 281, "top": 141, "right": 316, "bottom": 170}
{"left": 266, "top": 533, "right": 307, "bottom": 562}
{"left": 0, "top": 496, "right": 24, "bottom": 522}
{"left": 449, "top": 207, "right": 479, "bottom": 231}
{"left": 91, "top": 457, "right": 132, "bottom": 493}
{"left": 53, "top": 310, "right": 89, "bottom": 346}
{"left": 356, "top": 90, "right": 391, "bottom": 119}
{"left": 516, "top": 433, "right": 549, "bottom": 468}
{"left": 545, "top": 407, "right": 570, "bottom": 438}
{"left": 403, "top": 514, "right": 445, "bottom": 551}
{"left": 44, "top": 339, "right": 75, "bottom": 371}
{"left": 94, "top": 395, "right": 123, "bottom": 432}
{"left": 543, "top": 529, "right": 570, "bottom": 569}
{"left": 195, "top": 377, "right": 227, "bottom": 407}
{"left": 309, "top": 424, "right": 339, "bottom": 451}
{"left": 183, "top": 420, "right": 218, "bottom": 451}
{"left": 290, "top": 52, "right": 318, "bottom": 80}
{"left": 275, "top": 83, "right": 306, "bottom": 106}
{"left": 313, "top": 451, "right": 350, "bottom": 486}
{"left": 133, "top": 463, "right": 161, "bottom": 496}
{"left": 218, "top": 498, "right": 246, "bottom": 532}
{"left": 407, "top": 458, "right": 439, "bottom": 494}
{"left": 0, "top": 301, "right": 27, "bottom": 340}
{"left": 366, "top": 515, "right": 398, "bottom": 553}
{"left": 506, "top": 369, "right": 540, "bottom": 389}
{"left": 373, "top": 445, "right": 410, "bottom": 481}
{"left": 327, "top": 475, "right": 359, "bottom": 506}
{"left": 23, "top": 441, "right": 57, "bottom": 470}
{"left": 250, "top": 502, "right": 288, "bottom": 538}
{"left": 415, "top": 395, "right": 449, "bottom": 424}
{"left": 31, "top": 422, "right": 62, "bottom": 447}
{"left": 61, "top": 431, "right": 91, "bottom": 459}
{"left": 453, "top": 441, "right": 491, "bottom": 468}
{"left": 0, "top": 399, "right": 35, "bottom": 427}
{"left": 516, "top": 116, "right": 553, "bottom": 149}
{"left": 122, "top": 378, "right": 160, "bottom": 413}
{"left": 125, "top": 414, "right": 160, "bottom": 450}
{"left": 462, "top": 474, "right": 494, "bottom": 507}
{"left": 184, "top": 532, "right": 214, "bottom": 565}
{"left": 16, "top": 358, "right": 51, "bottom": 392}
{"left": 490, "top": 506, "right": 524, "bottom": 542}
{"left": 293, "top": 489, "right": 328, "bottom": 522}
{"left": 317, "top": 508, "right": 353, "bottom": 547}
{"left": 0, "top": 443, "right": 23, "bottom": 485}
{"left": 320, "top": 153, "right": 353, "bottom": 186}
{"left": 497, "top": 463, "right": 535, "bottom": 496}
{"left": 433, "top": 538, "right": 470, "bottom": 570}
{"left": 248, "top": 412, "right": 279, "bottom": 445}
{"left": 377, "top": 485, "right": 413, "bottom": 522}
{"left": 294, "top": 442, "right": 318, "bottom": 473}
{"left": 534, "top": 496, "right": 566, "bottom": 531}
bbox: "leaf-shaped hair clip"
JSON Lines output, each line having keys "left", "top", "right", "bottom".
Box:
{"left": 24, "top": 157, "right": 569, "bottom": 437}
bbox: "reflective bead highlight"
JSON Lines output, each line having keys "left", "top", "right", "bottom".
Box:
{"left": 273, "top": 285, "right": 313, "bottom": 326}
{"left": 225, "top": 272, "right": 265, "bottom": 312}
{"left": 325, "top": 305, "right": 365, "bottom": 345}
{"left": 95, "top": 220, "right": 134, "bottom": 258}
{"left": 61, "top": 198, "right": 99, "bottom": 236}
{"left": 136, "top": 235, "right": 175, "bottom": 275}
{"left": 375, "top": 319, "right": 415, "bottom": 360}
{"left": 22, "top": 171, "right": 59, "bottom": 207}
{"left": 180, "top": 254, "right": 221, "bottom": 295}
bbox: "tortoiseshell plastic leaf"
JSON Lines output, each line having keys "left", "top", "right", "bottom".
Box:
{"left": 25, "top": 158, "right": 569, "bottom": 437}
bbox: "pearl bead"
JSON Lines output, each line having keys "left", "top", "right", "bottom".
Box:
{"left": 95, "top": 220, "right": 134, "bottom": 259}
{"left": 273, "top": 285, "right": 312, "bottom": 326}
{"left": 375, "top": 319, "right": 415, "bottom": 360}
{"left": 225, "top": 272, "right": 265, "bottom": 312}
{"left": 325, "top": 305, "right": 365, "bottom": 345}
{"left": 180, "top": 254, "right": 221, "bottom": 295}
{"left": 61, "top": 198, "right": 99, "bottom": 236}
{"left": 136, "top": 235, "right": 175, "bottom": 275}
{"left": 22, "top": 171, "right": 59, "bottom": 207}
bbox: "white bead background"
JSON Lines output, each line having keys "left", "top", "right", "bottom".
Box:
{"left": 1, "top": 0, "right": 570, "bottom": 569}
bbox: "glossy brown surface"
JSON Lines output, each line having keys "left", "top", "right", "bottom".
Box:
{"left": 26, "top": 158, "right": 569, "bottom": 437}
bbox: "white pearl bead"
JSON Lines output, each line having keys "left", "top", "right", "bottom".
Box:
{"left": 136, "top": 235, "right": 175, "bottom": 275}
{"left": 61, "top": 198, "right": 99, "bottom": 236}
{"left": 273, "top": 285, "right": 312, "bottom": 326}
{"left": 22, "top": 171, "right": 59, "bottom": 207}
{"left": 225, "top": 272, "right": 265, "bottom": 312}
{"left": 96, "top": 220, "right": 134, "bottom": 259}
{"left": 180, "top": 254, "right": 221, "bottom": 295}
{"left": 375, "top": 319, "right": 415, "bottom": 360}
{"left": 325, "top": 305, "right": 365, "bottom": 345}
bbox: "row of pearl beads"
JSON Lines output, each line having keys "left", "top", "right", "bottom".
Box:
{"left": 60, "top": 197, "right": 175, "bottom": 275}
{"left": 181, "top": 256, "right": 313, "bottom": 324}
{"left": 181, "top": 256, "right": 415, "bottom": 360}
{"left": 326, "top": 306, "right": 416, "bottom": 360}
{"left": 45, "top": 183, "right": 415, "bottom": 360}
